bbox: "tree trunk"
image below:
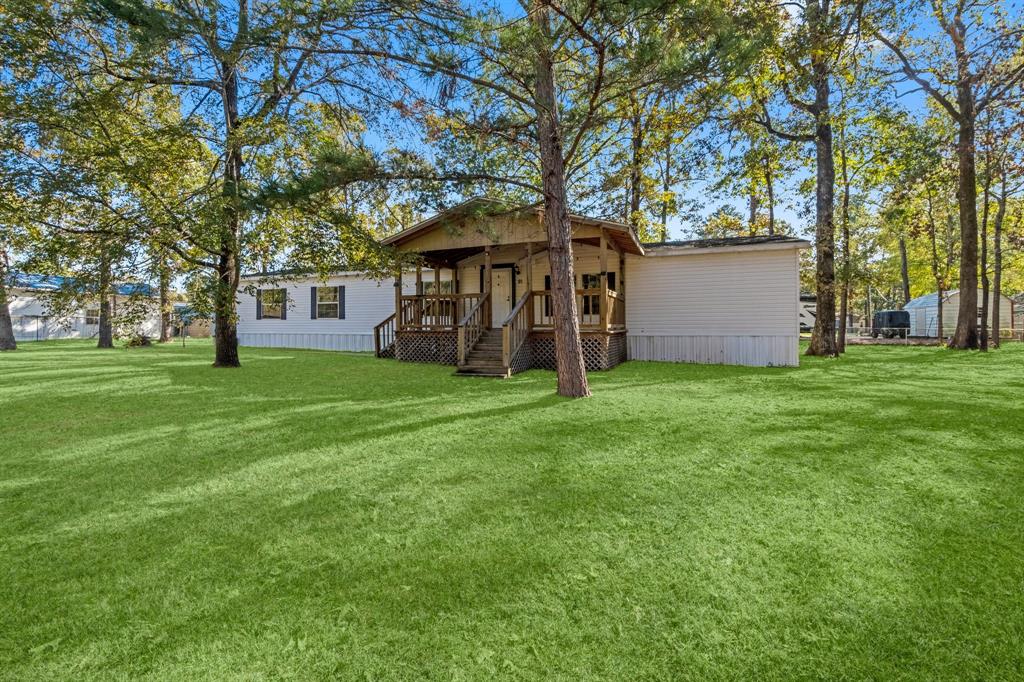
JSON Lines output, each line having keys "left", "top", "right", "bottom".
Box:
{"left": 628, "top": 97, "right": 644, "bottom": 227}
{"left": 898, "top": 236, "right": 911, "bottom": 306}
{"left": 992, "top": 175, "right": 1005, "bottom": 347}
{"left": 749, "top": 190, "right": 759, "bottom": 234}
{"left": 532, "top": 0, "right": 589, "bottom": 397}
{"left": 979, "top": 174, "right": 991, "bottom": 350}
{"left": 213, "top": 61, "right": 243, "bottom": 368}
{"left": 764, "top": 156, "right": 775, "bottom": 236}
{"left": 927, "top": 188, "right": 944, "bottom": 341}
{"left": 0, "top": 247, "right": 16, "bottom": 351}
{"left": 949, "top": 68, "right": 979, "bottom": 348}
{"left": 159, "top": 255, "right": 172, "bottom": 343}
{"left": 837, "top": 138, "right": 850, "bottom": 353}
{"left": 806, "top": 21, "right": 838, "bottom": 358}
{"left": 97, "top": 245, "right": 114, "bottom": 348}
{"left": 660, "top": 98, "right": 673, "bottom": 243}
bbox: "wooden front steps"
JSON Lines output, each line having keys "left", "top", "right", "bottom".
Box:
{"left": 455, "top": 328, "right": 509, "bottom": 377}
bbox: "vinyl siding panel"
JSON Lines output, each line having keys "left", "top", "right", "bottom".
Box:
{"left": 625, "top": 248, "right": 800, "bottom": 366}
{"left": 237, "top": 272, "right": 441, "bottom": 351}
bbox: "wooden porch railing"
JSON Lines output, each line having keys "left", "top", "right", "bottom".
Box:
{"left": 531, "top": 288, "right": 625, "bottom": 330}
{"left": 373, "top": 313, "right": 396, "bottom": 357}
{"left": 501, "top": 291, "right": 532, "bottom": 368}
{"left": 606, "top": 289, "right": 625, "bottom": 328}
{"left": 398, "top": 293, "right": 483, "bottom": 330}
{"left": 457, "top": 292, "right": 490, "bottom": 365}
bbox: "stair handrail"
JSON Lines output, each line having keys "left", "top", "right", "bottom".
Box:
{"left": 457, "top": 291, "right": 489, "bottom": 365}
{"left": 501, "top": 290, "right": 533, "bottom": 369}
{"left": 373, "top": 313, "right": 396, "bottom": 357}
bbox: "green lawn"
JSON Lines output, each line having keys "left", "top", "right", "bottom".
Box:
{"left": 1, "top": 340, "right": 1022, "bottom": 680}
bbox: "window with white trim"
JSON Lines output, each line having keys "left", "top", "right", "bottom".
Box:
{"left": 260, "top": 288, "right": 287, "bottom": 319}
{"left": 316, "top": 286, "right": 340, "bottom": 318}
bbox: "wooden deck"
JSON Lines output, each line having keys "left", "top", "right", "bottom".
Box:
{"left": 374, "top": 288, "right": 627, "bottom": 375}
{"left": 375, "top": 217, "right": 634, "bottom": 376}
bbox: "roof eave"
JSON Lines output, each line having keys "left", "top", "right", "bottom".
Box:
{"left": 643, "top": 239, "right": 811, "bottom": 256}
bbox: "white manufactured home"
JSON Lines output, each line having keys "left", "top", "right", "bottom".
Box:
{"left": 7, "top": 273, "right": 161, "bottom": 342}
{"left": 238, "top": 201, "right": 810, "bottom": 373}
{"left": 905, "top": 290, "right": 1015, "bottom": 339}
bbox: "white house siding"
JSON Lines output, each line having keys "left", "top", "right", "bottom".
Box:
{"left": 8, "top": 289, "right": 160, "bottom": 341}
{"left": 237, "top": 272, "right": 439, "bottom": 351}
{"left": 624, "top": 246, "right": 801, "bottom": 367}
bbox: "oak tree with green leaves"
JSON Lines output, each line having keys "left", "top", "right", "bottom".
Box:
{"left": 875, "top": 0, "right": 1024, "bottom": 349}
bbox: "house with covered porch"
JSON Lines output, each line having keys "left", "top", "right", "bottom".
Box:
{"left": 237, "top": 199, "right": 809, "bottom": 375}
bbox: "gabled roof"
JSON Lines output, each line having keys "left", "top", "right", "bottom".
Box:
{"left": 380, "top": 197, "right": 509, "bottom": 247}
{"left": 7, "top": 272, "right": 155, "bottom": 298}
{"left": 381, "top": 196, "right": 646, "bottom": 256}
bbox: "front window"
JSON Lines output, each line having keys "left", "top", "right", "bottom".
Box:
{"left": 261, "top": 289, "right": 286, "bottom": 319}
{"left": 423, "top": 280, "right": 453, "bottom": 294}
{"left": 317, "top": 287, "right": 339, "bottom": 318}
{"left": 85, "top": 307, "right": 100, "bottom": 325}
{"left": 581, "top": 272, "right": 616, "bottom": 291}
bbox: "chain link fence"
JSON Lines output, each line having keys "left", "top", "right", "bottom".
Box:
{"left": 841, "top": 325, "right": 1021, "bottom": 345}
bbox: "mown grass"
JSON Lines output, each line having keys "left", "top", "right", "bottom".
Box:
{"left": 1, "top": 339, "right": 1022, "bottom": 680}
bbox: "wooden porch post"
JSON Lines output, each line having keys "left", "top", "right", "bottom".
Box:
{"left": 526, "top": 242, "right": 534, "bottom": 324}
{"left": 619, "top": 252, "right": 625, "bottom": 297}
{"left": 484, "top": 245, "right": 492, "bottom": 326}
{"left": 394, "top": 269, "right": 403, "bottom": 331}
{"left": 600, "top": 229, "right": 609, "bottom": 331}
{"left": 415, "top": 263, "right": 423, "bottom": 326}
{"left": 432, "top": 263, "right": 441, "bottom": 326}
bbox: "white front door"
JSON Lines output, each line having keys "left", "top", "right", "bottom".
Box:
{"left": 491, "top": 269, "right": 513, "bottom": 327}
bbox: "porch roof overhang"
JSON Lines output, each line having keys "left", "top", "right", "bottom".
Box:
{"left": 382, "top": 197, "right": 645, "bottom": 265}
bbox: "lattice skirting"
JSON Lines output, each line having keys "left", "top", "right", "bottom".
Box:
{"left": 508, "top": 339, "right": 533, "bottom": 375}
{"left": 528, "top": 331, "right": 626, "bottom": 372}
{"left": 395, "top": 331, "right": 457, "bottom": 365}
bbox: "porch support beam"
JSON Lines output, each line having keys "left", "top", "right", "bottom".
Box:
{"left": 526, "top": 241, "right": 534, "bottom": 325}
{"left": 600, "top": 229, "right": 609, "bottom": 331}
{"left": 394, "top": 268, "right": 403, "bottom": 331}
{"left": 484, "top": 245, "right": 492, "bottom": 325}
{"left": 619, "top": 252, "right": 626, "bottom": 297}
{"left": 415, "top": 262, "right": 423, "bottom": 326}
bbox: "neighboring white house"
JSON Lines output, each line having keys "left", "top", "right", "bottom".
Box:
{"left": 798, "top": 294, "right": 816, "bottom": 333}
{"left": 7, "top": 273, "right": 160, "bottom": 341}
{"left": 238, "top": 203, "right": 810, "bottom": 369}
{"left": 905, "top": 290, "right": 1015, "bottom": 338}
